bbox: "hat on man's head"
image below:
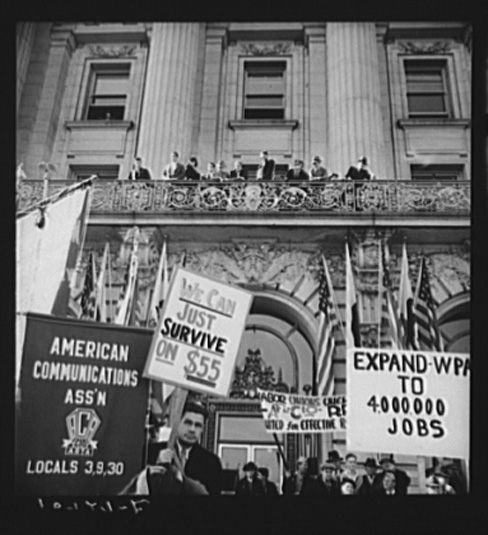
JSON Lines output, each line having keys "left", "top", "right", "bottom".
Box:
{"left": 358, "top": 156, "right": 368, "bottom": 165}
{"left": 294, "top": 159, "right": 303, "bottom": 166}
{"left": 380, "top": 455, "right": 395, "bottom": 466}
{"left": 243, "top": 462, "right": 258, "bottom": 472}
{"left": 364, "top": 458, "right": 379, "bottom": 469}
{"left": 320, "top": 461, "right": 336, "bottom": 471}
{"left": 313, "top": 155, "right": 322, "bottom": 163}
{"left": 327, "top": 450, "right": 342, "bottom": 462}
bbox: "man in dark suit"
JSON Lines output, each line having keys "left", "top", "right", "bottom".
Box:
{"left": 312, "top": 461, "right": 340, "bottom": 496}
{"left": 235, "top": 462, "right": 266, "bottom": 496}
{"left": 376, "top": 456, "right": 410, "bottom": 495}
{"left": 373, "top": 469, "right": 398, "bottom": 496}
{"left": 286, "top": 159, "right": 310, "bottom": 181}
{"left": 345, "top": 156, "right": 374, "bottom": 180}
{"left": 256, "top": 150, "right": 275, "bottom": 181}
{"left": 120, "top": 400, "right": 222, "bottom": 495}
{"left": 128, "top": 157, "right": 152, "bottom": 180}
{"left": 162, "top": 151, "right": 186, "bottom": 180}
{"left": 257, "top": 467, "right": 279, "bottom": 495}
{"left": 184, "top": 156, "right": 201, "bottom": 180}
{"left": 229, "top": 160, "right": 247, "bottom": 180}
{"left": 356, "top": 457, "right": 380, "bottom": 495}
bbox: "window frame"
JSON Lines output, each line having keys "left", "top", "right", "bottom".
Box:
{"left": 403, "top": 58, "right": 452, "bottom": 119}
{"left": 69, "top": 164, "right": 120, "bottom": 181}
{"left": 410, "top": 164, "right": 465, "bottom": 181}
{"left": 77, "top": 59, "right": 133, "bottom": 122}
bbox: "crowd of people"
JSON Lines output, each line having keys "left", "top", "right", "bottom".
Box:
{"left": 127, "top": 151, "right": 376, "bottom": 182}
{"left": 129, "top": 400, "right": 465, "bottom": 496}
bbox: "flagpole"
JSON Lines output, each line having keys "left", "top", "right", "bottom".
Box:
{"left": 16, "top": 175, "right": 97, "bottom": 219}
{"left": 107, "top": 246, "right": 114, "bottom": 322}
{"left": 377, "top": 240, "right": 382, "bottom": 348}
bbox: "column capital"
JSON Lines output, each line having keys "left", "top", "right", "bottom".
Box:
{"left": 51, "top": 28, "right": 77, "bottom": 55}
{"left": 206, "top": 24, "right": 229, "bottom": 49}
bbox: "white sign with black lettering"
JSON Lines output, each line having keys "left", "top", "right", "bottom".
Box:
{"left": 346, "top": 348, "right": 469, "bottom": 459}
{"left": 144, "top": 268, "right": 253, "bottom": 396}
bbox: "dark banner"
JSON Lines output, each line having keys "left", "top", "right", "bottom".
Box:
{"left": 16, "top": 313, "right": 152, "bottom": 495}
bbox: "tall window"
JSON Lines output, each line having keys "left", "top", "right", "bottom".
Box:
{"left": 84, "top": 63, "right": 131, "bottom": 120}
{"left": 244, "top": 61, "right": 286, "bottom": 119}
{"left": 405, "top": 60, "right": 450, "bottom": 118}
{"left": 410, "top": 164, "right": 463, "bottom": 181}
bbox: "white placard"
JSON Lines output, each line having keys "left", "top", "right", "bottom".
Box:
{"left": 346, "top": 348, "right": 470, "bottom": 459}
{"left": 143, "top": 268, "right": 253, "bottom": 396}
{"left": 258, "top": 389, "right": 347, "bottom": 434}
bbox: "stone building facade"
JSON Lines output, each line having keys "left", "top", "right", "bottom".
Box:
{"left": 16, "top": 22, "right": 471, "bottom": 493}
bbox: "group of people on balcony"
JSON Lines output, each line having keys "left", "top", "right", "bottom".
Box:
{"left": 128, "top": 151, "right": 376, "bottom": 183}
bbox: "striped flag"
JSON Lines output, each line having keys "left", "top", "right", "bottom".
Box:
{"left": 413, "top": 256, "right": 443, "bottom": 351}
{"left": 379, "top": 242, "right": 401, "bottom": 349}
{"left": 114, "top": 228, "right": 140, "bottom": 326}
{"left": 79, "top": 252, "right": 97, "bottom": 320}
{"left": 398, "top": 243, "right": 415, "bottom": 349}
{"left": 147, "top": 238, "right": 169, "bottom": 329}
{"left": 345, "top": 242, "right": 361, "bottom": 348}
{"left": 316, "top": 255, "right": 340, "bottom": 396}
{"left": 95, "top": 242, "right": 110, "bottom": 322}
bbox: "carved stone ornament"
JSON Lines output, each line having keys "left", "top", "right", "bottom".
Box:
{"left": 88, "top": 44, "right": 137, "bottom": 57}
{"left": 178, "top": 242, "right": 314, "bottom": 287}
{"left": 398, "top": 41, "right": 452, "bottom": 54}
{"left": 240, "top": 43, "right": 291, "bottom": 56}
{"left": 230, "top": 348, "right": 291, "bottom": 399}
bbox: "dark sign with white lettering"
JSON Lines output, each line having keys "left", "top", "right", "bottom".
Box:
{"left": 16, "top": 313, "right": 152, "bottom": 495}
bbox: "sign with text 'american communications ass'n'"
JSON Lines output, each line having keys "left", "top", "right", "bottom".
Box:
{"left": 16, "top": 313, "right": 151, "bottom": 495}
{"left": 144, "top": 267, "right": 253, "bottom": 396}
{"left": 346, "top": 348, "right": 469, "bottom": 459}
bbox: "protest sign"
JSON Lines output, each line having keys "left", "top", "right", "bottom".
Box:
{"left": 258, "top": 389, "right": 347, "bottom": 433}
{"left": 346, "top": 348, "right": 469, "bottom": 458}
{"left": 16, "top": 313, "right": 151, "bottom": 495}
{"left": 144, "top": 267, "right": 253, "bottom": 396}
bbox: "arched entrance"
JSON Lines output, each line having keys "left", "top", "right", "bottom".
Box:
{"left": 204, "top": 289, "right": 318, "bottom": 494}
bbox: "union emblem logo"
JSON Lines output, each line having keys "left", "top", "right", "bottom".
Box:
{"left": 62, "top": 407, "right": 101, "bottom": 456}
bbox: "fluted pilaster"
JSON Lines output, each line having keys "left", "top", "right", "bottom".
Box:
{"left": 326, "top": 23, "right": 386, "bottom": 178}
{"left": 137, "top": 23, "right": 203, "bottom": 177}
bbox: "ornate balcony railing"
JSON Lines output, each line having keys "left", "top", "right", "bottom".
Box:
{"left": 16, "top": 179, "right": 470, "bottom": 215}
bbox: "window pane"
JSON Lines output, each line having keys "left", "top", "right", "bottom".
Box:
{"left": 247, "top": 78, "right": 284, "bottom": 94}
{"left": 407, "top": 94, "right": 446, "bottom": 113}
{"left": 244, "top": 108, "right": 285, "bottom": 119}
{"left": 94, "top": 74, "right": 129, "bottom": 95}
{"left": 87, "top": 105, "right": 125, "bottom": 120}
{"left": 245, "top": 96, "right": 284, "bottom": 108}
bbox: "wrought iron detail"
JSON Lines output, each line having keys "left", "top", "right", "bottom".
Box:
{"left": 16, "top": 179, "right": 471, "bottom": 215}
{"left": 240, "top": 43, "right": 291, "bottom": 56}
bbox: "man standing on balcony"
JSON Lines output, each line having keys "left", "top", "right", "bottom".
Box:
{"left": 345, "top": 156, "right": 375, "bottom": 181}
{"left": 229, "top": 160, "right": 247, "bottom": 180}
{"left": 162, "top": 151, "right": 186, "bottom": 180}
{"left": 256, "top": 150, "right": 275, "bottom": 181}
{"left": 128, "top": 157, "right": 152, "bottom": 180}
{"left": 286, "top": 159, "right": 310, "bottom": 181}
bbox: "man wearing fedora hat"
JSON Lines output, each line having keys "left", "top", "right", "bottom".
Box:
{"left": 345, "top": 156, "right": 375, "bottom": 181}
{"left": 235, "top": 461, "right": 266, "bottom": 496}
{"left": 311, "top": 461, "right": 341, "bottom": 496}
{"left": 325, "top": 450, "right": 344, "bottom": 481}
{"left": 377, "top": 456, "right": 410, "bottom": 495}
{"left": 286, "top": 159, "right": 310, "bottom": 181}
{"left": 356, "top": 458, "right": 381, "bottom": 496}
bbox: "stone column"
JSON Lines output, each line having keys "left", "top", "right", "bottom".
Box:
{"left": 304, "top": 25, "right": 327, "bottom": 166}
{"left": 23, "top": 26, "right": 76, "bottom": 177}
{"left": 197, "top": 26, "right": 227, "bottom": 166}
{"left": 326, "top": 23, "right": 387, "bottom": 178}
{"left": 137, "top": 23, "right": 203, "bottom": 178}
{"left": 16, "top": 23, "right": 36, "bottom": 117}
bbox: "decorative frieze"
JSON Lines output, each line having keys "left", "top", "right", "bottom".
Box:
{"left": 240, "top": 43, "right": 291, "bottom": 56}
{"left": 398, "top": 41, "right": 452, "bottom": 54}
{"left": 87, "top": 44, "right": 137, "bottom": 57}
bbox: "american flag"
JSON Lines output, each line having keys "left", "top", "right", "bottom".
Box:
{"left": 398, "top": 243, "right": 415, "bottom": 349}
{"left": 345, "top": 242, "right": 361, "bottom": 348}
{"left": 316, "top": 255, "right": 340, "bottom": 397}
{"left": 413, "top": 256, "right": 443, "bottom": 351}
{"left": 79, "top": 252, "right": 97, "bottom": 320}
{"left": 114, "top": 228, "right": 140, "bottom": 326}
{"left": 379, "top": 242, "right": 401, "bottom": 349}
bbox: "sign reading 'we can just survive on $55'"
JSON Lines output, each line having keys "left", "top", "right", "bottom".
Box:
{"left": 143, "top": 268, "right": 254, "bottom": 396}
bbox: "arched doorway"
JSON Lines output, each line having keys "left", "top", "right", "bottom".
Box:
{"left": 204, "top": 289, "right": 318, "bottom": 493}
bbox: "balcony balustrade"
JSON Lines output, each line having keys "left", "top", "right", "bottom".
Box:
{"left": 16, "top": 178, "right": 471, "bottom": 216}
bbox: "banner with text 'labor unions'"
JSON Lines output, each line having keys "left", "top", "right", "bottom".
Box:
{"left": 346, "top": 348, "right": 469, "bottom": 459}
{"left": 258, "top": 389, "right": 347, "bottom": 433}
{"left": 144, "top": 267, "right": 253, "bottom": 397}
{"left": 16, "top": 313, "right": 151, "bottom": 495}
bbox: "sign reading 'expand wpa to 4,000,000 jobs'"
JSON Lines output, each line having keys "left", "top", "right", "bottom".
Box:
{"left": 346, "top": 348, "right": 470, "bottom": 459}
{"left": 144, "top": 268, "right": 253, "bottom": 397}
